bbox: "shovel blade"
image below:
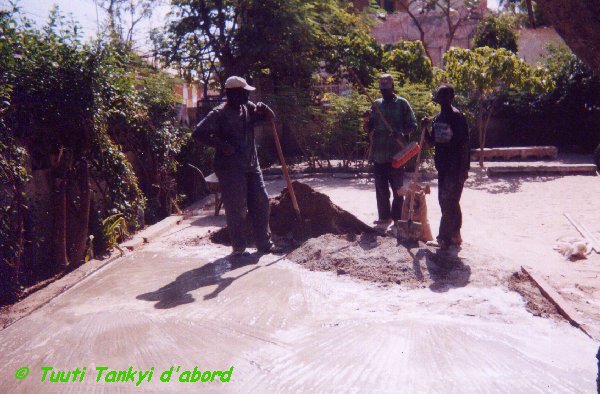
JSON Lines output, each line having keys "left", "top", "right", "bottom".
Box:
{"left": 291, "top": 217, "right": 311, "bottom": 244}
{"left": 396, "top": 220, "right": 422, "bottom": 241}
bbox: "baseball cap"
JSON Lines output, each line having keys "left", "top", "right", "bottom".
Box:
{"left": 379, "top": 74, "right": 394, "bottom": 90}
{"left": 224, "top": 76, "right": 256, "bottom": 91}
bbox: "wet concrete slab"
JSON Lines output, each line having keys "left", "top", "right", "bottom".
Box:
{"left": 1, "top": 175, "right": 598, "bottom": 392}
{"left": 0, "top": 231, "right": 596, "bottom": 392}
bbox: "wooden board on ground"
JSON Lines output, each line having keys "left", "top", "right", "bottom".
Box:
{"left": 471, "top": 146, "right": 558, "bottom": 161}
{"left": 564, "top": 213, "right": 600, "bottom": 253}
{"left": 521, "top": 266, "right": 598, "bottom": 340}
{"left": 487, "top": 164, "right": 598, "bottom": 176}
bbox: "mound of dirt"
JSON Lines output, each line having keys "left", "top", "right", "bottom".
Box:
{"left": 287, "top": 233, "right": 471, "bottom": 289}
{"left": 507, "top": 272, "right": 562, "bottom": 319}
{"left": 209, "top": 181, "right": 375, "bottom": 245}
{"left": 270, "top": 181, "right": 374, "bottom": 238}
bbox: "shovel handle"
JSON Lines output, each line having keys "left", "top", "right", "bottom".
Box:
{"left": 348, "top": 68, "right": 405, "bottom": 149}
{"left": 270, "top": 118, "right": 301, "bottom": 218}
{"left": 407, "top": 123, "right": 429, "bottom": 218}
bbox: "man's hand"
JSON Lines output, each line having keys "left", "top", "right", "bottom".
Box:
{"left": 256, "top": 102, "right": 275, "bottom": 119}
{"left": 421, "top": 117, "right": 432, "bottom": 127}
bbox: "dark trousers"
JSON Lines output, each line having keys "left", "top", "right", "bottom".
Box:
{"left": 216, "top": 168, "right": 271, "bottom": 252}
{"left": 437, "top": 172, "right": 465, "bottom": 244}
{"left": 374, "top": 162, "right": 404, "bottom": 221}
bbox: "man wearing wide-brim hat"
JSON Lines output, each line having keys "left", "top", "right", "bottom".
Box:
{"left": 193, "top": 76, "right": 276, "bottom": 256}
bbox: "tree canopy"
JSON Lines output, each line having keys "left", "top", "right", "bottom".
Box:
{"left": 473, "top": 15, "right": 519, "bottom": 52}
{"left": 154, "top": 0, "right": 382, "bottom": 90}
{"left": 443, "top": 47, "right": 554, "bottom": 165}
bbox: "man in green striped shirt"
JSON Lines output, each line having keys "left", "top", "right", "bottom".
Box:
{"left": 367, "top": 74, "right": 417, "bottom": 229}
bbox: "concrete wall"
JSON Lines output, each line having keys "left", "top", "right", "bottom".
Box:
{"left": 517, "top": 27, "right": 565, "bottom": 65}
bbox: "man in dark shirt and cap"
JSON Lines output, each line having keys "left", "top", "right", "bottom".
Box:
{"left": 367, "top": 73, "right": 418, "bottom": 231}
{"left": 193, "top": 76, "right": 275, "bottom": 256}
{"left": 424, "top": 84, "right": 471, "bottom": 250}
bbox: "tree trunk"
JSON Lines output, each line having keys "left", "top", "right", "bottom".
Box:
{"left": 538, "top": 0, "right": 600, "bottom": 73}
{"left": 14, "top": 181, "right": 24, "bottom": 286}
{"left": 66, "top": 160, "right": 90, "bottom": 266}
{"left": 52, "top": 175, "right": 69, "bottom": 272}
{"left": 402, "top": 4, "right": 432, "bottom": 61}
{"left": 478, "top": 95, "right": 485, "bottom": 167}
{"left": 525, "top": 0, "right": 536, "bottom": 27}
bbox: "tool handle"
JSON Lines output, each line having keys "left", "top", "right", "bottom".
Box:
{"left": 348, "top": 68, "right": 405, "bottom": 149}
{"left": 413, "top": 122, "right": 429, "bottom": 177}
{"left": 270, "top": 118, "right": 301, "bottom": 218}
{"left": 407, "top": 123, "right": 429, "bottom": 219}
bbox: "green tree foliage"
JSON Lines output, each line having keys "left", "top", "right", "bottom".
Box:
{"left": 318, "top": 91, "right": 370, "bottom": 167}
{"left": 473, "top": 15, "right": 519, "bottom": 52}
{"left": 499, "top": 0, "right": 551, "bottom": 28}
{"left": 493, "top": 43, "right": 600, "bottom": 150}
{"left": 156, "top": 0, "right": 382, "bottom": 88}
{"left": 382, "top": 41, "right": 433, "bottom": 85}
{"left": 443, "top": 47, "right": 554, "bottom": 166}
{"left": 0, "top": 7, "right": 188, "bottom": 304}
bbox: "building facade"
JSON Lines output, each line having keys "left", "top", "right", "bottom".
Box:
{"left": 351, "top": 0, "right": 488, "bottom": 66}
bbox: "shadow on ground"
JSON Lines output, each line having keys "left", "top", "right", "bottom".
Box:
{"left": 465, "top": 170, "right": 562, "bottom": 194}
{"left": 137, "top": 253, "right": 270, "bottom": 309}
{"left": 404, "top": 240, "right": 471, "bottom": 292}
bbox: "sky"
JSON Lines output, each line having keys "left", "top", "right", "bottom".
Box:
{"left": 1, "top": 0, "right": 501, "bottom": 51}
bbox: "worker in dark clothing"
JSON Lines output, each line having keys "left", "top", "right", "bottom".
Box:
{"left": 193, "top": 76, "right": 275, "bottom": 256}
{"left": 424, "top": 84, "right": 470, "bottom": 250}
{"left": 596, "top": 346, "right": 600, "bottom": 392}
{"left": 367, "top": 73, "right": 417, "bottom": 230}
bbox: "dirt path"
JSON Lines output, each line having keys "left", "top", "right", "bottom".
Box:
{"left": 0, "top": 170, "right": 598, "bottom": 392}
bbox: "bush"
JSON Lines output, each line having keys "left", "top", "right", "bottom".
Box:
{"left": 0, "top": 7, "right": 191, "bottom": 304}
{"left": 382, "top": 41, "right": 433, "bottom": 85}
{"left": 491, "top": 44, "right": 600, "bottom": 150}
{"left": 473, "top": 15, "right": 519, "bottom": 52}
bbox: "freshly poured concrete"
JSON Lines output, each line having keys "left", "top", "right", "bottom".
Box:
{"left": 1, "top": 174, "right": 598, "bottom": 392}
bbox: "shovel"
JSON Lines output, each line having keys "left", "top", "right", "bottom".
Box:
{"left": 269, "top": 117, "right": 310, "bottom": 242}
{"left": 396, "top": 121, "right": 429, "bottom": 241}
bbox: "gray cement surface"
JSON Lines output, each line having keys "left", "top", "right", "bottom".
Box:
{"left": 1, "top": 173, "right": 598, "bottom": 392}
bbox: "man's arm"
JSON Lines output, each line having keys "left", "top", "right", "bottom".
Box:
{"left": 422, "top": 117, "right": 434, "bottom": 146}
{"left": 366, "top": 104, "right": 376, "bottom": 133}
{"left": 457, "top": 114, "right": 471, "bottom": 178}
{"left": 401, "top": 99, "right": 418, "bottom": 137}
{"left": 192, "top": 109, "right": 233, "bottom": 155}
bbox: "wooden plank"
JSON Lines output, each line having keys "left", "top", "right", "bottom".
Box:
{"left": 521, "top": 266, "right": 597, "bottom": 340}
{"left": 564, "top": 213, "right": 600, "bottom": 253}
{"left": 487, "top": 164, "right": 597, "bottom": 176}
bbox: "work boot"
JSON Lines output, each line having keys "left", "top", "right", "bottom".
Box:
{"left": 426, "top": 238, "right": 449, "bottom": 250}
{"left": 257, "top": 242, "right": 286, "bottom": 255}
{"left": 231, "top": 248, "right": 250, "bottom": 257}
{"left": 373, "top": 218, "right": 393, "bottom": 226}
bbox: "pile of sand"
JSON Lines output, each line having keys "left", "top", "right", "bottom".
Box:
{"left": 208, "top": 181, "right": 473, "bottom": 289}
{"left": 287, "top": 233, "right": 472, "bottom": 290}
{"left": 209, "top": 181, "right": 375, "bottom": 245}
